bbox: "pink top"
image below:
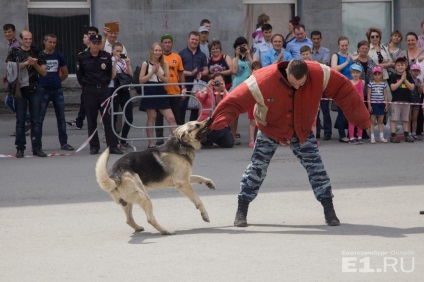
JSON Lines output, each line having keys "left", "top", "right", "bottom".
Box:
{"left": 353, "top": 80, "right": 365, "bottom": 101}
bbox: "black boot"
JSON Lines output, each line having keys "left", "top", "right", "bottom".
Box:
{"left": 234, "top": 199, "right": 250, "bottom": 227}
{"left": 321, "top": 198, "right": 340, "bottom": 226}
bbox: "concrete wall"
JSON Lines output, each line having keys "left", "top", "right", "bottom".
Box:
{"left": 92, "top": 0, "right": 243, "bottom": 65}
{"left": 302, "top": 0, "right": 342, "bottom": 54}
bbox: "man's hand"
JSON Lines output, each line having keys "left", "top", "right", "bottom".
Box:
{"left": 103, "top": 26, "right": 111, "bottom": 37}
{"left": 26, "top": 57, "right": 38, "bottom": 66}
{"left": 191, "top": 67, "right": 198, "bottom": 76}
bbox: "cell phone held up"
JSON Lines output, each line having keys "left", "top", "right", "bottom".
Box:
{"left": 239, "top": 46, "right": 247, "bottom": 53}
{"left": 120, "top": 54, "right": 127, "bottom": 59}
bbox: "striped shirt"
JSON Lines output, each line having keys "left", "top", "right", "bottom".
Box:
{"left": 367, "top": 81, "right": 387, "bottom": 102}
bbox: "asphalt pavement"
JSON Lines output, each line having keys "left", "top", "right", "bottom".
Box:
{"left": 0, "top": 108, "right": 423, "bottom": 281}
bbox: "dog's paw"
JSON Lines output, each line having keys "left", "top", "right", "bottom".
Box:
{"left": 161, "top": 230, "right": 176, "bottom": 235}
{"left": 135, "top": 226, "right": 144, "bottom": 232}
{"left": 204, "top": 179, "right": 216, "bottom": 190}
{"left": 201, "top": 213, "right": 210, "bottom": 223}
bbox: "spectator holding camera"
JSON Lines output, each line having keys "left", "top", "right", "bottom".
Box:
{"left": 109, "top": 42, "right": 133, "bottom": 149}
{"left": 231, "top": 36, "right": 254, "bottom": 144}
{"left": 195, "top": 73, "right": 233, "bottom": 148}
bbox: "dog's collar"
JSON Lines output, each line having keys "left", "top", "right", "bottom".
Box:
{"left": 177, "top": 138, "right": 195, "bottom": 149}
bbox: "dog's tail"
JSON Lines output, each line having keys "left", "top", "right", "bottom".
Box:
{"left": 95, "top": 148, "right": 117, "bottom": 193}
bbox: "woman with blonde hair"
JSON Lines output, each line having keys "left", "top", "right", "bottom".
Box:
{"left": 139, "top": 42, "right": 176, "bottom": 148}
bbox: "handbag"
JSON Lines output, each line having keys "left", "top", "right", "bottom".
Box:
{"left": 115, "top": 64, "right": 132, "bottom": 87}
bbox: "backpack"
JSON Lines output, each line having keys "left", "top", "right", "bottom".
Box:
{"left": 131, "top": 61, "right": 149, "bottom": 94}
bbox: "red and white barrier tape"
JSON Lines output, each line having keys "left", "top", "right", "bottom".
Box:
{"left": 1, "top": 93, "right": 116, "bottom": 159}
{"left": 320, "top": 97, "right": 423, "bottom": 106}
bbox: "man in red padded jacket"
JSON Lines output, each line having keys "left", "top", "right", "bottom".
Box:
{"left": 209, "top": 59, "right": 370, "bottom": 227}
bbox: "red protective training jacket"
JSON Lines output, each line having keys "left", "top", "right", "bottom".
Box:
{"left": 210, "top": 61, "right": 370, "bottom": 144}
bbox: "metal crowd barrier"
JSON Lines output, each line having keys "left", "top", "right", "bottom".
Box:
{"left": 109, "top": 81, "right": 215, "bottom": 150}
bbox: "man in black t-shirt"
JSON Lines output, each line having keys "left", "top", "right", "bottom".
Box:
{"left": 6, "top": 30, "right": 47, "bottom": 158}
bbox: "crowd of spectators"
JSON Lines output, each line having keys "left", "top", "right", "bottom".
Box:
{"left": 3, "top": 16, "right": 424, "bottom": 156}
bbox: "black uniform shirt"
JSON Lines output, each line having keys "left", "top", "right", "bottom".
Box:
{"left": 76, "top": 50, "right": 112, "bottom": 87}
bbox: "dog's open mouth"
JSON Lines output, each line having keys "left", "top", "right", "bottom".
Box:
{"left": 196, "top": 118, "right": 212, "bottom": 141}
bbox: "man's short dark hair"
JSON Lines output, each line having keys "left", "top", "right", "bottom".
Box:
{"left": 287, "top": 59, "right": 308, "bottom": 80}
{"left": 188, "top": 31, "right": 200, "bottom": 38}
{"left": 3, "top": 24, "right": 16, "bottom": 32}
{"left": 200, "top": 19, "right": 211, "bottom": 26}
{"left": 300, "top": 45, "right": 311, "bottom": 54}
{"left": 294, "top": 24, "right": 306, "bottom": 31}
{"left": 310, "top": 30, "right": 322, "bottom": 38}
{"left": 44, "top": 34, "right": 57, "bottom": 41}
{"left": 261, "top": 24, "right": 272, "bottom": 32}
{"left": 86, "top": 26, "right": 99, "bottom": 35}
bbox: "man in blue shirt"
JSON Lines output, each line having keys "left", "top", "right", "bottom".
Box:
{"left": 262, "top": 34, "right": 293, "bottom": 67}
{"left": 310, "top": 30, "right": 332, "bottom": 140}
{"left": 39, "top": 34, "right": 74, "bottom": 151}
{"left": 178, "top": 31, "right": 208, "bottom": 123}
{"left": 285, "top": 24, "right": 313, "bottom": 59}
{"left": 253, "top": 24, "right": 273, "bottom": 64}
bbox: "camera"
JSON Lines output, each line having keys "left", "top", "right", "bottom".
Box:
{"left": 239, "top": 46, "right": 247, "bottom": 53}
{"left": 213, "top": 81, "right": 221, "bottom": 86}
{"left": 120, "top": 54, "right": 127, "bottom": 59}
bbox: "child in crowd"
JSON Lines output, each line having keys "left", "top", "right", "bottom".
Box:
{"left": 300, "top": 45, "right": 312, "bottom": 61}
{"left": 367, "top": 66, "right": 388, "bottom": 143}
{"left": 348, "top": 64, "right": 365, "bottom": 144}
{"left": 248, "top": 61, "right": 262, "bottom": 148}
{"left": 409, "top": 64, "right": 423, "bottom": 139}
{"left": 300, "top": 46, "right": 321, "bottom": 145}
{"left": 388, "top": 57, "right": 415, "bottom": 143}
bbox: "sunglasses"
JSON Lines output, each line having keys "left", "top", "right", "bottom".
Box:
{"left": 373, "top": 72, "right": 382, "bottom": 75}
{"left": 370, "top": 35, "right": 380, "bottom": 39}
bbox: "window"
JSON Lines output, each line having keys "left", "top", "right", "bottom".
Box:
{"left": 342, "top": 0, "right": 392, "bottom": 51}
{"left": 243, "top": 0, "right": 296, "bottom": 48}
{"left": 28, "top": 1, "right": 91, "bottom": 74}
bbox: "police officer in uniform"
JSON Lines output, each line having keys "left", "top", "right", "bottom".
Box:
{"left": 76, "top": 34, "right": 123, "bottom": 155}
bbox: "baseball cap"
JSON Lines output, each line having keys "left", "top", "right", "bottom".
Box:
{"left": 350, "top": 64, "right": 363, "bottom": 72}
{"left": 161, "top": 34, "right": 173, "bottom": 42}
{"left": 198, "top": 26, "right": 209, "bottom": 33}
{"left": 372, "top": 66, "right": 383, "bottom": 74}
{"left": 89, "top": 34, "right": 102, "bottom": 42}
{"left": 395, "top": 57, "right": 408, "bottom": 64}
{"left": 410, "top": 64, "right": 421, "bottom": 71}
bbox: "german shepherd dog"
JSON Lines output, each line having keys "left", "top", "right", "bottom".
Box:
{"left": 95, "top": 119, "right": 215, "bottom": 235}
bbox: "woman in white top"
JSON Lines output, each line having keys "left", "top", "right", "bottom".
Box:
{"left": 366, "top": 27, "right": 393, "bottom": 81}
{"left": 139, "top": 42, "right": 176, "bottom": 148}
{"left": 110, "top": 42, "right": 133, "bottom": 149}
